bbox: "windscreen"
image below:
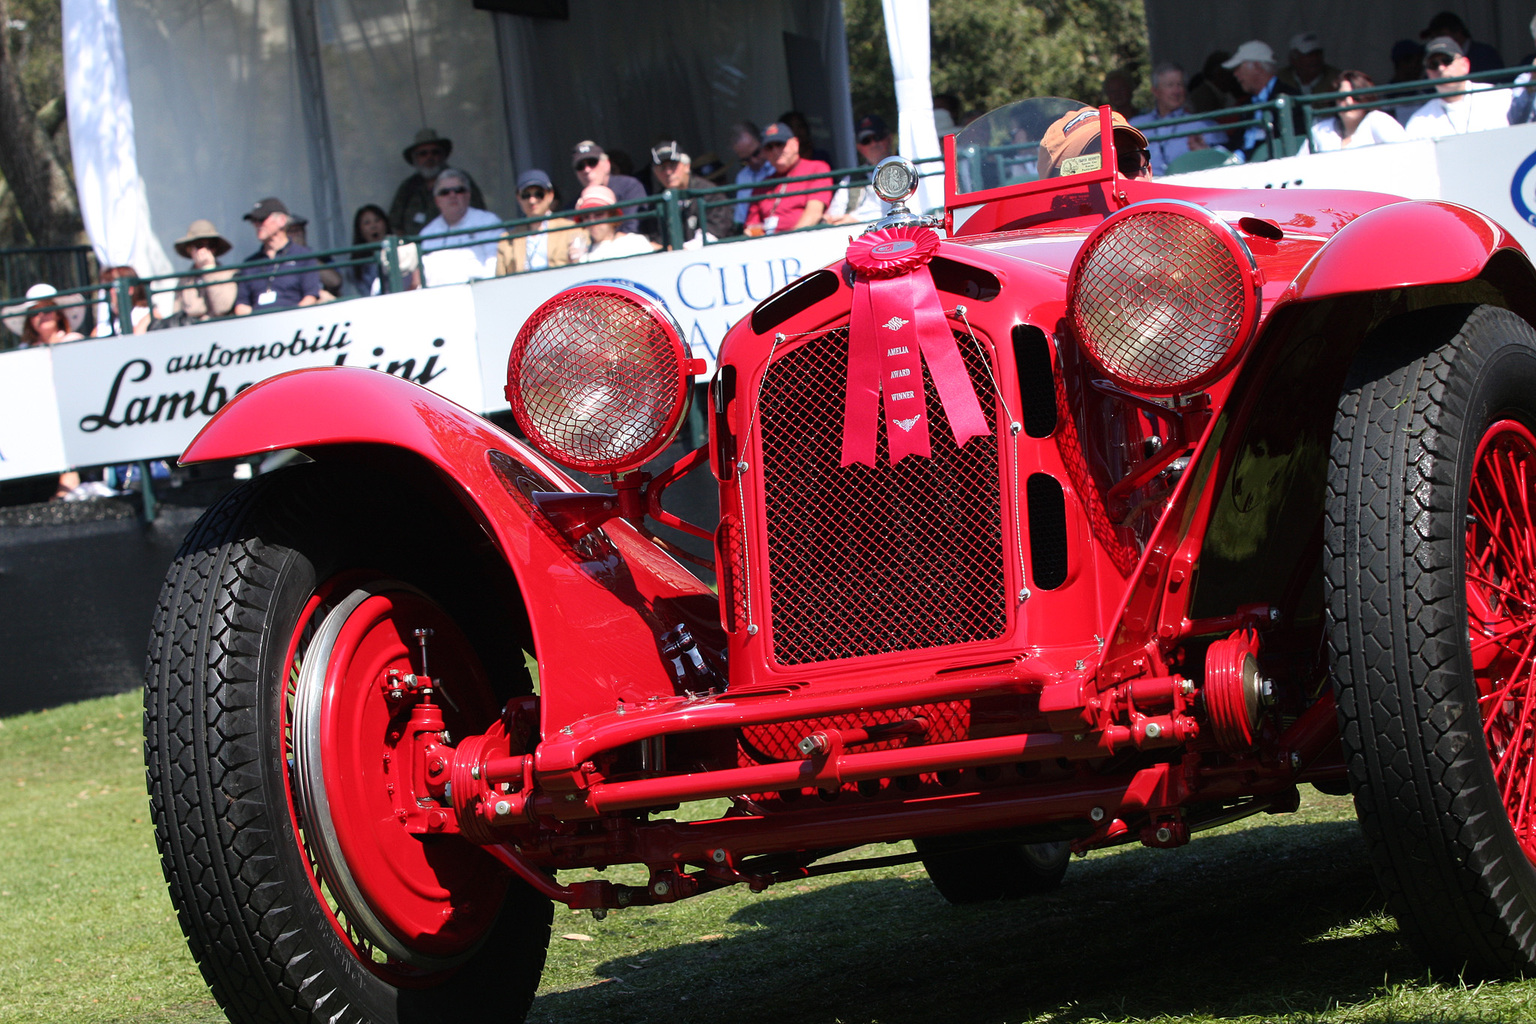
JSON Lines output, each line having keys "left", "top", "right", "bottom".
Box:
{"left": 952, "top": 98, "right": 1093, "bottom": 195}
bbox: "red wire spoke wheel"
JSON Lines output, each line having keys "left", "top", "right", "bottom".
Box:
{"left": 1467, "top": 420, "right": 1536, "bottom": 860}
{"left": 288, "top": 581, "right": 507, "bottom": 972}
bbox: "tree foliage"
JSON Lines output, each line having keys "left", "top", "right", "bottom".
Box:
{"left": 0, "top": 0, "right": 77, "bottom": 246}
{"left": 846, "top": 0, "right": 1149, "bottom": 127}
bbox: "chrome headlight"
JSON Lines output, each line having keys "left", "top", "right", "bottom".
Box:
{"left": 506, "top": 284, "right": 700, "bottom": 473}
{"left": 1067, "top": 200, "right": 1261, "bottom": 394}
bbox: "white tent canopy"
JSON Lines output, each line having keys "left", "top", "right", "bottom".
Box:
{"left": 65, "top": 0, "right": 870, "bottom": 273}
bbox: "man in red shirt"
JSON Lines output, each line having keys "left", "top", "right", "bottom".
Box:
{"left": 745, "top": 121, "right": 832, "bottom": 235}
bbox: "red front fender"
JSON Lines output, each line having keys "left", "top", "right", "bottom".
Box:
{"left": 1278, "top": 199, "right": 1521, "bottom": 306}
{"left": 183, "top": 365, "right": 718, "bottom": 747}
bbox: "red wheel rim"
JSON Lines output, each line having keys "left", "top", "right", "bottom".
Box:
{"left": 1467, "top": 419, "right": 1536, "bottom": 862}
{"left": 281, "top": 580, "right": 508, "bottom": 980}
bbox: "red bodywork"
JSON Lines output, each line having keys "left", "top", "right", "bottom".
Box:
{"left": 183, "top": 115, "right": 1536, "bottom": 910}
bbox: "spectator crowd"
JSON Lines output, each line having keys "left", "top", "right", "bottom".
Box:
{"left": 9, "top": 8, "right": 1536, "bottom": 350}
{"left": 2, "top": 105, "right": 905, "bottom": 346}
{"left": 1125, "top": 10, "right": 1536, "bottom": 169}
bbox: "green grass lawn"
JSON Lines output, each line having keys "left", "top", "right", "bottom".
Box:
{"left": 6, "top": 691, "right": 1536, "bottom": 1024}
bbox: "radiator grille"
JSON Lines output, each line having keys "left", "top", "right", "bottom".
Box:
{"left": 756, "top": 326, "right": 1007, "bottom": 665}
{"left": 716, "top": 514, "right": 748, "bottom": 633}
{"left": 739, "top": 701, "right": 972, "bottom": 765}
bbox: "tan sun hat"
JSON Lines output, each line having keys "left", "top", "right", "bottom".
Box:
{"left": 1036, "top": 107, "right": 1149, "bottom": 179}
{"left": 404, "top": 128, "right": 453, "bottom": 164}
{"left": 173, "top": 219, "right": 232, "bottom": 259}
{"left": 2, "top": 282, "right": 85, "bottom": 337}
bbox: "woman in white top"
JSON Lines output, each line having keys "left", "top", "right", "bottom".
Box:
{"left": 574, "top": 185, "right": 656, "bottom": 263}
{"left": 1301, "top": 70, "right": 1408, "bottom": 154}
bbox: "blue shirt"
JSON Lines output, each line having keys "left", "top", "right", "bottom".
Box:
{"left": 1130, "top": 106, "right": 1226, "bottom": 175}
{"left": 734, "top": 161, "right": 775, "bottom": 224}
{"left": 235, "top": 240, "right": 321, "bottom": 311}
{"left": 1241, "top": 78, "right": 1278, "bottom": 156}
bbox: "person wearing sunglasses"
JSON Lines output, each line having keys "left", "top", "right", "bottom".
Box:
{"left": 232, "top": 197, "right": 320, "bottom": 315}
{"left": 728, "top": 121, "right": 773, "bottom": 234}
{"left": 742, "top": 121, "right": 832, "bottom": 237}
{"left": 1405, "top": 37, "right": 1511, "bottom": 139}
{"left": 1036, "top": 108, "right": 1153, "bottom": 181}
{"left": 496, "top": 169, "right": 588, "bottom": 274}
{"left": 569, "top": 140, "right": 647, "bottom": 235}
{"left": 417, "top": 168, "right": 504, "bottom": 286}
{"left": 827, "top": 114, "right": 897, "bottom": 224}
{"left": 169, "top": 219, "right": 238, "bottom": 324}
{"left": 388, "top": 128, "right": 485, "bottom": 235}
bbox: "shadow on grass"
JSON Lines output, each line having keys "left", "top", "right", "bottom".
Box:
{"left": 530, "top": 818, "right": 1429, "bottom": 1024}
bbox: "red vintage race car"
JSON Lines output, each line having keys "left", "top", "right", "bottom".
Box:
{"left": 146, "top": 99, "right": 1536, "bottom": 1023}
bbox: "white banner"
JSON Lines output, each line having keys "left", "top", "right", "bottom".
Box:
{"left": 48, "top": 285, "right": 482, "bottom": 472}
{"left": 471, "top": 228, "right": 859, "bottom": 411}
{"left": 1437, "top": 124, "right": 1536, "bottom": 252}
{"left": 0, "top": 348, "right": 67, "bottom": 480}
{"left": 1, "top": 231, "right": 860, "bottom": 481}
{"left": 63, "top": 0, "right": 173, "bottom": 281}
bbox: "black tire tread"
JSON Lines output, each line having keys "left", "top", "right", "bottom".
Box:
{"left": 145, "top": 470, "right": 552, "bottom": 1024}
{"left": 147, "top": 478, "right": 296, "bottom": 1021}
{"left": 1325, "top": 303, "right": 1536, "bottom": 975}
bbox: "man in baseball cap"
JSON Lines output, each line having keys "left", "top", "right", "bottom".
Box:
{"left": 828, "top": 114, "right": 895, "bottom": 224}
{"left": 1404, "top": 36, "right": 1512, "bottom": 138}
{"left": 570, "top": 139, "right": 647, "bottom": 234}
{"left": 233, "top": 196, "right": 320, "bottom": 315}
{"left": 388, "top": 128, "right": 484, "bottom": 234}
{"left": 646, "top": 140, "right": 733, "bottom": 246}
{"left": 1036, "top": 108, "right": 1150, "bottom": 179}
{"left": 1279, "top": 30, "right": 1340, "bottom": 95}
{"left": 1222, "top": 40, "right": 1304, "bottom": 158}
{"left": 1419, "top": 11, "right": 1505, "bottom": 74}
{"left": 743, "top": 122, "right": 833, "bottom": 235}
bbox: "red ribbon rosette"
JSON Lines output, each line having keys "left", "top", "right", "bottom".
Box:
{"left": 846, "top": 225, "right": 940, "bottom": 278}
{"left": 840, "top": 225, "right": 989, "bottom": 467}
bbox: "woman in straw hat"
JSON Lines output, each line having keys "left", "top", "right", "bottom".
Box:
{"left": 3, "top": 282, "right": 84, "bottom": 347}
{"left": 172, "top": 219, "right": 237, "bottom": 324}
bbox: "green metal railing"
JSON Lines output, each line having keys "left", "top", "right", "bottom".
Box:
{"left": 0, "top": 156, "right": 948, "bottom": 344}
{"left": 1120, "top": 64, "right": 1536, "bottom": 164}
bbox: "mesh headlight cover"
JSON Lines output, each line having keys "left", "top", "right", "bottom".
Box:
{"left": 1068, "top": 201, "right": 1260, "bottom": 394}
{"left": 506, "top": 284, "right": 693, "bottom": 473}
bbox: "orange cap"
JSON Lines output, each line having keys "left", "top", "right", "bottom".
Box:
{"left": 1037, "top": 107, "right": 1149, "bottom": 179}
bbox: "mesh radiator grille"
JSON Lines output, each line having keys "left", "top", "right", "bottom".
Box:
{"left": 739, "top": 701, "right": 973, "bottom": 766}
{"left": 756, "top": 326, "right": 1007, "bottom": 665}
